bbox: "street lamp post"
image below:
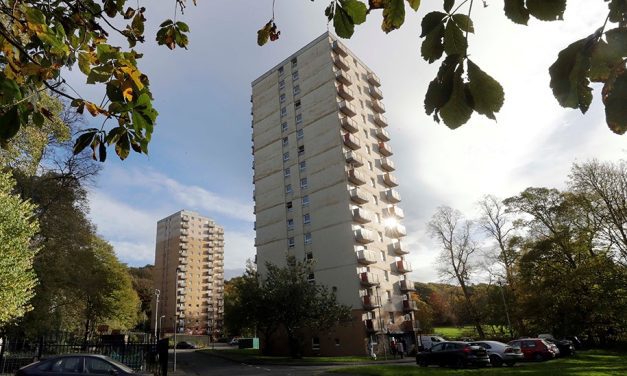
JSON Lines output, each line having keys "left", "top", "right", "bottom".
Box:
{"left": 154, "top": 289, "right": 160, "bottom": 339}
{"left": 158, "top": 316, "right": 166, "bottom": 339}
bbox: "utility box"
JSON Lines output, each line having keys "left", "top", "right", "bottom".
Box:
{"left": 238, "top": 338, "right": 259, "bottom": 349}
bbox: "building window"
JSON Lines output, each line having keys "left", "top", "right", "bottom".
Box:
{"left": 368, "top": 161, "right": 373, "bottom": 171}
{"left": 307, "top": 273, "right": 315, "bottom": 282}
{"left": 291, "top": 57, "right": 298, "bottom": 67}
{"left": 300, "top": 178, "right": 308, "bottom": 189}
{"left": 288, "top": 237, "right": 295, "bottom": 248}
{"left": 388, "top": 312, "right": 395, "bottom": 324}
{"left": 283, "top": 152, "right": 289, "bottom": 161}
{"left": 292, "top": 71, "right": 299, "bottom": 81}
{"left": 282, "top": 137, "right": 289, "bottom": 147}
{"left": 280, "top": 107, "right": 287, "bottom": 117}
{"left": 384, "top": 270, "right": 389, "bottom": 281}
{"left": 371, "top": 178, "right": 376, "bottom": 188}
{"left": 285, "top": 184, "right": 292, "bottom": 194}
{"left": 302, "top": 195, "right": 310, "bottom": 206}
{"left": 378, "top": 231, "right": 383, "bottom": 242}
{"left": 295, "top": 99, "right": 301, "bottom": 110}
{"left": 304, "top": 232, "right": 312, "bottom": 244}
{"left": 286, "top": 202, "right": 293, "bottom": 211}
{"left": 298, "top": 145, "right": 305, "bottom": 156}
{"left": 278, "top": 66, "right": 284, "bottom": 75}
{"left": 281, "top": 122, "right": 288, "bottom": 132}
{"left": 386, "top": 290, "right": 392, "bottom": 301}
{"left": 293, "top": 85, "right": 300, "bottom": 95}
{"left": 363, "top": 129, "right": 369, "bottom": 138}
{"left": 376, "top": 213, "right": 381, "bottom": 223}
{"left": 296, "top": 113, "right": 303, "bottom": 125}
{"left": 299, "top": 161, "right": 306, "bottom": 171}
{"left": 306, "top": 251, "right": 313, "bottom": 260}
{"left": 303, "top": 213, "right": 311, "bottom": 224}
{"left": 280, "top": 93, "right": 286, "bottom": 103}
{"left": 335, "top": 338, "right": 340, "bottom": 347}
{"left": 284, "top": 167, "right": 291, "bottom": 177}
{"left": 279, "top": 79, "right": 285, "bottom": 89}
{"left": 296, "top": 129, "right": 304, "bottom": 139}
{"left": 373, "top": 195, "right": 378, "bottom": 205}
{"left": 380, "top": 250, "right": 386, "bottom": 261}
{"left": 287, "top": 219, "right": 294, "bottom": 230}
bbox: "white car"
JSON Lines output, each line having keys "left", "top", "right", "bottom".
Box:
{"left": 469, "top": 340, "right": 524, "bottom": 367}
{"left": 417, "top": 335, "right": 446, "bottom": 351}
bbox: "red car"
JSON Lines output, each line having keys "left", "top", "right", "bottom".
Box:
{"left": 508, "top": 339, "right": 557, "bottom": 361}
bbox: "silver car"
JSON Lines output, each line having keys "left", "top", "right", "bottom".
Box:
{"left": 469, "top": 340, "right": 524, "bottom": 367}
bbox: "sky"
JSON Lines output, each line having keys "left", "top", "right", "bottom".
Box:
{"left": 68, "top": 1, "right": 626, "bottom": 283}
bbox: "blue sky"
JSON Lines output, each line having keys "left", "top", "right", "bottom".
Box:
{"left": 68, "top": 1, "right": 626, "bottom": 282}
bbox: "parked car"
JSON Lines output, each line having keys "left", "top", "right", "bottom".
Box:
{"left": 508, "top": 338, "right": 557, "bottom": 361}
{"left": 228, "top": 337, "right": 240, "bottom": 346}
{"left": 416, "top": 341, "right": 490, "bottom": 368}
{"left": 417, "top": 335, "right": 446, "bottom": 351}
{"left": 538, "top": 334, "right": 576, "bottom": 356}
{"left": 16, "top": 354, "right": 150, "bottom": 376}
{"left": 175, "top": 341, "right": 197, "bottom": 349}
{"left": 469, "top": 340, "right": 524, "bottom": 367}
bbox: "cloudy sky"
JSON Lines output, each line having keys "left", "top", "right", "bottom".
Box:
{"left": 69, "top": 1, "right": 626, "bottom": 282}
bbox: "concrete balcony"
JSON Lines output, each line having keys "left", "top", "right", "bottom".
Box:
{"left": 354, "top": 228, "right": 375, "bottom": 244}
{"left": 396, "top": 260, "right": 412, "bottom": 273}
{"left": 181, "top": 223, "right": 189, "bottom": 229}
{"left": 386, "top": 223, "right": 407, "bottom": 238}
{"left": 332, "top": 40, "right": 348, "bottom": 56}
{"left": 180, "top": 236, "right": 189, "bottom": 243}
{"left": 374, "top": 113, "right": 388, "bottom": 127}
{"left": 367, "top": 72, "right": 381, "bottom": 87}
{"left": 380, "top": 158, "right": 395, "bottom": 171}
{"left": 345, "top": 151, "right": 364, "bottom": 167}
{"left": 383, "top": 172, "right": 398, "bottom": 187}
{"left": 383, "top": 206, "right": 404, "bottom": 219}
{"left": 390, "top": 240, "right": 409, "bottom": 255}
{"left": 180, "top": 243, "right": 188, "bottom": 250}
{"left": 337, "top": 84, "right": 354, "bottom": 100}
{"left": 343, "top": 133, "right": 361, "bottom": 150}
{"left": 178, "top": 280, "right": 186, "bottom": 288}
{"left": 359, "top": 271, "right": 380, "bottom": 286}
{"left": 177, "top": 273, "right": 187, "bottom": 280}
{"left": 349, "top": 188, "right": 369, "bottom": 204}
{"left": 340, "top": 116, "right": 359, "bottom": 133}
{"left": 353, "top": 208, "right": 374, "bottom": 224}
{"left": 181, "top": 215, "right": 189, "bottom": 222}
{"left": 347, "top": 168, "right": 366, "bottom": 185}
{"left": 369, "top": 86, "right": 383, "bottom": 99}
{"left": 375, "top": 127, "right": 390, "bottom": 141}
{"left": 339, "top": 100, "right": 357, "bottom": 117}
{"left": 177, "top": 304, "right": 185, "bottom": 311}
{"left": 356, "top": 249, "right": 378, "bottom": 265}
{"left": 180, "top": 229, "right": 188, "bottom": 236}
{"left": 333, "top": 53, "right": 350, "bottom": 70}
{"left": 385, "top": 189, "right": 401, "bottom": 203}
{"left": 177, "top": 288, "right": 186, "bottom": 295}
{"left": 371, "top": 99, "right": 385, "bottom": 113}
{"left": 378, "top": 141, "right": 393, "bottom": 156}
{"left": 400, "top": 279, "right": 415, "bottom": 292}
{"left": 335, "top": 70, "right": 353, "bottom": 86}
{"left": 362, "top": 295, "right": 380, "bottom": 310}
{"left": 179, "top": 258, "right": 188, "bottom": 265}
{"left": 403, "top": 300, "right": 418, "bottom": 312}
{"left": 365, "top": 318, "right": 380, "bottom": 332}
{"left": 179, "top": 250, "right": 188, "bottom": 258}
{"left": 177, "top": 296, "right": 186, "bottom": 303}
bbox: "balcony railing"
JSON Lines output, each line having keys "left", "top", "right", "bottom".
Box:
{"left": 181, "top": 223, "right": 189, "bottom": 229}
{"left": 333, "top": 53, "right": 349, "bottom": 70}
{"left": 390, "top": 240, "right": 408, "bottom": 255}
{"left": 347, "top": 168, "right": 366, "bottom": 185}
{"left": 177, "top": 273, "right": 187, "bottom": 280}
{"left": 339, "top": 100, "right": 357, "bottom": 117}
{"left": 403, "top": 300, "right": 418, "bottom": 312}
{"left": 365, "top": 318, "right": 380, "bottom": 332}
{"left": 178, "top": 281, "right": 186, "bottom": 288}
{"left": 180, "top": 236, "right": 188, "bottom": 243}
{"left": 369, "top": 86, "right": 383, "bottom": 99}
{"left": 362, "top": 295, "right": 380, "bottom": 310}
{"left": 352, "top": 208, "right": 374, "bottom": 224}
{"left": 375, "top": 128, "right": 390, "bottom": 141}
{"left": 400, "top": 279, "right": 415, "bottom": 291}
{"left": 359, "top": 272, "right": 380, "bottom": 286}
{"left": 356, "top": 248, "right": 378, "bottom": 264}
{"left": 345, "top": 151, "right": 364, "bottom": 167}
{"left": 385, "top": 189, "right": 401, "bottom": 203}
{"left": 374, "top": 113, "right": 388, "bottom": 127}
{"left": 177, "top": 288, "right": 186, "bottom": 295}
{"left": 378, "top": 141, "right": 393, "bottom": 156}
{"left": 181, "top": 216, "right": 189, "bottom": 222}
{"left": 354, "top": 228, "right": 375, "bottom": 244}
{"left": 340, "top": 116, "right": 359, "bottom": 133}
{"left": 335, "top": 70, "right": 353, "bottom": 86}
{"left": 180, "top": 229, "right": 188, "bottom": 236}
{"left": 337, "top": 84, "right": 354, "bottom": 100}
{"left": 367, "top": 72, "right": 381, "bottom": 87}
{"left": 180, "top": 243, "right": 188, "bottom": 250}
{"left": 343, "top": 133, "right": 361, "bottom": 150}
{"left": 349, "top": 188, "right": 369, "bottom": 204}
{"left": 380, "top": 158, "right": 395, "bottom": 171}
{"left": 332, "top": 40, "right": 348, "bottom": 56}
{"left": 383, "top": 206, "right": 404, "bottom": 219}
{"left": 386, "top": 223, "right": 407, "bottom": 238}
{"left": 371, "top": 99, "right": 385, "bottom": 113}
{"left": 179, "top": 258, "right": 188, "bottom": 265}
{"left": 179, "top": 250, "right": 188, "bottom": 258}
{"left": 383, "top": 172, "right": 398, "bottom": 187}
{"left": 396, "top": 260, "right": 412, "bottom": 273}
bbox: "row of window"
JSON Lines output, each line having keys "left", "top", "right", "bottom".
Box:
{"left": 287, "top": 231, "right": 312, "bottom": 247}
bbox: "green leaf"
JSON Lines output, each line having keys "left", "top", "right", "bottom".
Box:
{"left": 420, "top": 11, "right": 446, "bottom": 37}
{"left": 176, "top": 21, "right": 190, "bottom": 32}
{"left": 334, "top": 6, "right": 356, "bottom": 38}
{"left": 421, "top": 23, "right": 445, "bottom": 63}
{"left": 439, "top": 66, "right": 473, "bottom": 129}
{"left": 406, "top": 0, "right": 421, "bottom": 11}
{"left": 32, "top": 111, "right": 45, "bottom": 127}
{"left": 0, "top": 107, "right": 20, "bottom": 141}
{"left": 602, "top": 67, "right": 627, "bottom": 135}
{"left": 96, "top": 44, "right": 119, "bottom": 61}
{"left": 526, "top": 0, "right": 566, "bottom": 21}
{"left": 549, "top": 37, "right": 594, "bottom": 113}
{"left": 443, "top": 20, "right": 467, "bottom": 56}
{"left": 114, "top": 130, "right": 131, "bottom": 160}
{"left": 382, "top": 0, "right": 405, "bottom": 33}
{"left": 99, "top": 140, "right": 107, "bottom": 162}
{"left": 589, "top": 37, "right": 622, "bottom": 82}
{"left": 503, "top": 0, "right": 529, "bottom": 25}
{"left": 341, "top": 0, "right": 367, "bottom": 24}
{"left": 325, "top": 2, "right": 335, "bottom": 21}
{"left": 160, "top": 19, "right": 174, "bottom": 28}
{"left": 424, "top": 54, "right": 460, "bottom": 119}
{"left": 0, "top": 77, "right": 22, "bottom": 104}
{"left": 78, "top": 52, "right": 91, "bottom": 75}
{"left": 86, "top": 64, "right": 114, "bottom": 84}
{"left": 443, "top": 0, "right": 455, "bottom": 13}
{"left": 451, "top": 14, "right": 474, "bottom": 33}
{"left": 607, "top": 0, "right": 627, "bottom": 23}
{"left": 73, "top": 130, "right": 97, "bottom": 155}
{"left": 466, "top": 59, "right": 504, "bottom": 120}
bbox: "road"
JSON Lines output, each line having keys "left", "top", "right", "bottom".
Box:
{"left": 172, "top": 350, "right": 341, "bottom": 376}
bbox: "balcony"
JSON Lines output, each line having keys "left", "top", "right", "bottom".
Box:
{"left": 373, "top": 128, "right": 390, "bottom": 142}
{"left": 177, "top": 304, "right": 185, "bottom": 311}
{"left": 401, "top": 320, "right": 421, "bottom": 332}
{"left": 178, "top": 280, "right": 186, "bottom": 288}
{"left": 177, "top": 288, "right": 186, "bottom": 295}
{"left": 340, "top": 116, "right": 359, "bottom": 133}
{"left": 369, "top": 86, "right": 383, "bottom": 99}
{"left": 332, "top": 40, "right": 348, "bottom": 56}
{"left": 349, "top": 188, "right": 369, "bottom": 204}
{"left": 383, "top": 206, "right": 404, "bottom": 219}
{"left": 177, "top": 273, "right": 187, "bottom": 280}
{"left": 343, "top": 133, "right": 361, "bottom": 150}
{"left": 180, "top": 229, "right": 188, "bottom": 236}
{"left": 378, "top": 142, "right": 393, "bottom": 156}
{"left": 390, "top": 241, "right": 408, "bottom": 255}
{"left": 180, "top": 236, "right": 188, "bottom": 243}
{"left": 345, "top": 151, "right": 364, "bottom": 167}
{"left": 400, "top": 279, "right": 415, "bottom": 292}
{"left": 362, "top": 295, "right": 380, "bottom": 310}
{"left": 357, "top": 249, "right": 378, "bottom": 264}
{"left": 336, "top": 84, "right": 354, "bottom": 100}
{"left": 335, "top": 70, "right": 353, "bottom": 86}
{"left": 367, "top": 72, "right": 381, "bottom": 87}
{"left": 359, "top": 272, "right": 380, "bottom": 286}
{"left": 365, "top": 318, "right": 380, "bottom": 332}
{"left": 339, "top": 100, "right": 356, "bottom": 117}
{"left": 179, "top": 250, "right": 188, "bottom": 258}
{"left": 179, "top": 243, "right": 188, "bottom": 250}
{"left": 352, "top": 208, "right": 374, "bottom": 224}
{"left": 179, "top": 258, "right": 188, "bottom": 265}
{"left": 371, "top": 99, "right": 385, "bottom": 113}
{"left": 181, "top": 216, "right": 189, "bottom": 222}
{"left": 386, "top": 223, "right": 407, "bottom": 238}
{"left": 396, "top": 260, "right": 412, "bottom": 273}
{"left": 403, "top": 300, "right": 418, "bottom": 312}
{"left": 383, "top": 173, "right": 398, "bottom": 187}
{"left": 347, "top": 168, "right": 366, "bottom": 185}
{"left": 177, "top": 296, "right": 186, "bottom": 303}
{"left": 333, "top": 53, "right": 350, "bottom": 70}
{"left": 385, "top": 189, "right": 401, "bottom": 203}
{"left": 354, "top": 228, "right": 375, "bottom": 244}
{"left": 373, "top": 113, "right": 388, "bottom": 127}
{"left": 380, "top": 158, "right": 395, "bottom": 171}
{"left": 181, "top": 223, "right": 189, "bottom": 229}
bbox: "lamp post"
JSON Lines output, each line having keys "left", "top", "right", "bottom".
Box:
{"left": 154, "top": 289, "right": 160, "bottom": 339}
{"left": 158, "top": 315, "right": 165, "bottom": 339}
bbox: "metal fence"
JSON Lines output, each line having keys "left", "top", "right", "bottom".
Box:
{"left": 0, "top": 334, "right": 164, "bottom": 375}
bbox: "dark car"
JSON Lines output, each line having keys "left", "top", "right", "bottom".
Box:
{"left": 469, "top": 340, "right": 524, "bottom": 367}
{"left": 16, "top": 354, "right": 147, "bottom": 376}
{"left": 508, "top": 339, "right": 556, "bottom": 361}
{"left": 175, "top": 341, "right": 197, "bottom": 349}
{"left": 416, "top": 341, "right": 490, "bottom": 368}
{"left": 539, "top": 335, "right": 576, "bottom": 356}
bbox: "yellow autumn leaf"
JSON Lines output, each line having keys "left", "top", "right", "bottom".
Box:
{"left": 122, "top": 85, "right": 134, "bottom": 102}
{"left": 119, "top": 66, "right": 144, "bottom": 91}
{"left": 85, "top": 102, "right": 100, "bottom": 117}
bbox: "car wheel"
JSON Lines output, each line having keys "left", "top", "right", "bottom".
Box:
{"left": 490, "top": 355, "right": 503, "bottom": 367}
{"left": 418, "top": 358, "right": 428, "bottom": 367}
{"left": 454, "top": 357, "right": 465, "bottom": 369}
{"left": 533, "top": 353, "right": 544, "bottom": 362}
{"left": 505, "top": 361, "right": 516, "bottom": 367}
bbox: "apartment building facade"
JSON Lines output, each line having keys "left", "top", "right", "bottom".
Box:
{"left": 251, "top": 33, "right": 417, "bottom": 356}
{"left": 152, "top": 210, "right": 225, "bottom": 338}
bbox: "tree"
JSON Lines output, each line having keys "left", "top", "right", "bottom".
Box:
{"left": 260, "top": 0, "right": 626, "bottom": 134}
{"left": 128, "top": 265, "right": 155, "bottom": 331}
{"left": 429, "top": 206, "right": 485, "bottom": 338}
{"left": 0, "top": 171, "right": 39, "bottom": 328}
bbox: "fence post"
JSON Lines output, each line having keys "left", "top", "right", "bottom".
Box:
{"left": 0, "top": 335, "right": 6, "bottom": 374}
{"left": 37, "top": 336, "right": 44, "bottom": 360}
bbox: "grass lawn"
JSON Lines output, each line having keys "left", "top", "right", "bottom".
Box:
{"left": 330, "top": 350, "right": 627, "bottom": 375}
{"left": 201, "top": 348, "right": 373, "bottom": 364}
{"left": 432, "top": 326, "right": 476, "bottom": 339}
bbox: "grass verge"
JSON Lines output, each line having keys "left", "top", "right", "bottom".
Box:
{"left": 201, "top": 348, "right": 373, "bottom": 364}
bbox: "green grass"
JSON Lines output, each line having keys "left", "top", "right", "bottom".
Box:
{"left": 330, "top": 350, "right": 627, "bottom": 375}
{"left": 432, "top": 326, "right": 476, "bottom": 339}
{"left": 201, "top": 348, "right": 373, "bottom": 364}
